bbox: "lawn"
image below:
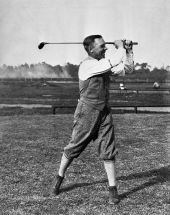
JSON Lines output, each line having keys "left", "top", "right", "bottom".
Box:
{"left": 0, "top": 114, "right": 170, "bottom": 214}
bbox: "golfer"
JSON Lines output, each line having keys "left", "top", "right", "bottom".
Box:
{"left": 52, "top": 35, "right": 134, "bottom": 204}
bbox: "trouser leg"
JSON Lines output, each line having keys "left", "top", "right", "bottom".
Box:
{"left": 97, "top": 108, "right": 118, "bottom": 161}
{"left": 64, "top": 101, "right": 101, "bottom": 159}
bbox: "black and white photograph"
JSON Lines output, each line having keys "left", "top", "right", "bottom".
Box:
{"left": 0, "top": 0, "right": 170, "bottom": 214}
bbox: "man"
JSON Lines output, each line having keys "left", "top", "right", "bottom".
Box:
{"left": 52, "top": 35, "right": 134, "bottom": 204}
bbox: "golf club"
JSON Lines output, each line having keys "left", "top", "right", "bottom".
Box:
{"left": 38, "top": 41, "right": 138, "bottom": 49}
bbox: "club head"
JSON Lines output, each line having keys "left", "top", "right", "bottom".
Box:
{"left": 38, "top": 42, "right": 47, "bottom": 49}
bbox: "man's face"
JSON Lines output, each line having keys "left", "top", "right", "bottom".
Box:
{"left": 90, "top": 38, "right": 107, "bottom": 60}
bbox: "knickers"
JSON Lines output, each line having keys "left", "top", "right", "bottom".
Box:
{"left": 64, "top": 101, "right": 118, "bottom": 160}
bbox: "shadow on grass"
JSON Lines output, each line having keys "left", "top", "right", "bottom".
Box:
{"left": 60, "top": 165, "right": 170, "bottom": 199}
{"left": 119, "top": 165, "right": 170, "bottom": 200}
{"left": 60, "top": 180, "right": 107, "bottom": 193}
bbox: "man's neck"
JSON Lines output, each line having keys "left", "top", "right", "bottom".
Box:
{"left": 88, "top": 55, "right": 101, "bottom": 61}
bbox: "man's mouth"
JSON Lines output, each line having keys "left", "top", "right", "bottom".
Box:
{"left": 101, "top": 51, "right": 105, "bottom": 57}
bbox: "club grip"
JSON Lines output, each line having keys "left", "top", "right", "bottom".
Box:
{"left": 132, "top": 42, "right": 138, "bottom": 45}
{"left": 106, "top": 41, "right": 138, "bottom": 45}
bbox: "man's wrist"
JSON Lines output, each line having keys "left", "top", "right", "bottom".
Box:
{"left": 126, "top": 49, "right": 133, "bottom": 54}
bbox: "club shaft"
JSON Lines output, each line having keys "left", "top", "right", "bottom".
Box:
{"left": 38, "top": 41, "right": 138, "bottom": 49}
{"left": 44, "top": 42, "right": 138, "bottom": 45}
{"left": 45, "top": 42, "right": 83, "bottom": 44}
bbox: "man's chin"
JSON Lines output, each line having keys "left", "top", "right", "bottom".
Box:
{"left": 99, "top": 54, "right": 105, "bottom": 59}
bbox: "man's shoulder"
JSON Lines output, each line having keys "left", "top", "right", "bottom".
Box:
{"left": 80, "top": 56, "right": 96, "bottom": 65}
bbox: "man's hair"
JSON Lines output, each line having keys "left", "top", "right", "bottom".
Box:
{"left": 83, "top": 35, "right": 102, "bottom": 54}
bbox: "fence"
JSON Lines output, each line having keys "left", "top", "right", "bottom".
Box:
{"left": 52, "top": 104, "right": 170, "bottom": 114}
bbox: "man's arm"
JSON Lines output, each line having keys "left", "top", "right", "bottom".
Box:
{"left": 124, "top": 50, "right": 134, "bottom": 74}
{"left": 78, "top": 40, "right": 134, "bottom": 81}
{"left": 111, "top": 41, "right": 134, "bottom": 76}
{"left": 78, "top": 48, "right": 125, "bottom": 81}
{"left": 78, "top": 58, "right": 112, "bottom": 81}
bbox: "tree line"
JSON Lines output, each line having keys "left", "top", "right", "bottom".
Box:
{"left": 0, "top": 62, "right": 78, "bottom": 79}
{"left": 0, "top": 62, "right": 169, "bottom": 81}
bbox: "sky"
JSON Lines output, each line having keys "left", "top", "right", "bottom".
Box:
{"left": 0, "top": 0, "right": 170, "bottom": 67}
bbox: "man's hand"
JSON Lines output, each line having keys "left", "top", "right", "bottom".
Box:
{"left": 123, "top": 40, "right": 133, "bottom": 52}
{"left": 113, "top": 40, "right": 124, "bottom": 49}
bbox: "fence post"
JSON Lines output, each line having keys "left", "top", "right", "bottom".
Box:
{"left": 52, "top": 106, "right": 56, "bottom": 115}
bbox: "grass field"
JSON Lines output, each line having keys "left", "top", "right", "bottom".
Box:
{"left": 0, "top": 113, "right": 170, "bottom": 214}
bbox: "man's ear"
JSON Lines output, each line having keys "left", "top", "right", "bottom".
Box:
{"left": 89, "top": 43, "right": 95, "bottom": 53}
{"left": 90, "top": 47, "right": 95, "bottom": 53}
{"left": 88, "top": 46, "right": 93, "bottom": 53}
